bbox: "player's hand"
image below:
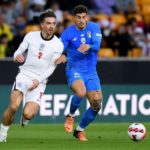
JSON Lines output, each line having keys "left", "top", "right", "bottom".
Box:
{"left": 15, "top": 54, "right": 25, "bottom": 63}
{"left": 77, "top": 44, "right": 90, "bottom": 53}
{"left": 55, "top": 54, "right": 67, "bottom": 64}
{"left": 28, "top": 79, "right": 39, "bottom": 91}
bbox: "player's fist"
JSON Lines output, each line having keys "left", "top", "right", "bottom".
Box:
{"left": 28, "top": 79, "right": 39, "bottom": 91}
{"left": 55, "top": 54, "right": 67, "bottom": 64}
{"left": 78, "top": 44, "right": 90, "bottom": 53}
{"left": 15, "top": 54, "right": 25, "bottom": 63}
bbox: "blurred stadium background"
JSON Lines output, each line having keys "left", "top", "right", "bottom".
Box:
{"left": 0, "top": 0, "right": 150, "bottom": 149}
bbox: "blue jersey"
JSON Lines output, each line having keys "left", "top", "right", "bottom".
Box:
{"left": 61, "top": 22, "right": 102, "bottom": 73}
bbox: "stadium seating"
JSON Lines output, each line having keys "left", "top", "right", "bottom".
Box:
{"left": 131, "top": 48, "right": 142, "bottom": 57}
{"left": 140, "top": 0, "right": 150, "bottom": 4}
{"left": 98, "top": 48, "right": 114, "bottom": 58}
{"left": 25, "top": 25, "right": 40, "bottom": 33}
{"left": 93, "top": 14, "right": 108, "bottom": 21}
{"left": 142, "top": 5, "right": 150, "bottom": 15}
{"left": 111, "top": 14, "right": 127, "bottom": 29}
{"left": 135, "top": 0, "right": 150, "bottom": 23}
{"left": 127, "top": 13, "right": 143, "bottom": 22}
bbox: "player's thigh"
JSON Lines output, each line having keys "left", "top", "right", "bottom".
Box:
{"left": 23, "top": 84, "right": 45, "bottom": 117}
{"left": 85, "top": 74, "right": 101, "bottom": 92}
{"left": 86, "top": 90, "right": 103, "bottom": 110}
{"left": 66, "top": 67, "right": 86, "bottom": 97}
{"left": 12, "top": 73, "right": 33, "bottom": 95}
{"left": 86, "top": 76, "right": 102, "bottom": 110}
{"left": 25, "top": 83, "right": 46, "bottom": 106}
{"left": 9, "top": 90, "right": 23, "bottom": 111}
{"left": 9, "top": 73, "right": 32, "bottom": 110}
{"left": 71, "top": 80, "right": 86, "bottom": 97}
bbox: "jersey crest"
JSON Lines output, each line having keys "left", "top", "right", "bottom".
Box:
{"left": 87, "top": 31, "right": 91, "bottom": 38}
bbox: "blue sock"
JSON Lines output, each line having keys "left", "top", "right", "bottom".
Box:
{"left": 69, "top": 95, "right": 82, "bottom": 115}
{"left": 79, "top": 107, "right": 98, "bottom": 129}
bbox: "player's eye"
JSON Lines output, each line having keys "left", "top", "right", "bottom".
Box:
{"left": 76, "top": 15, "right": 81, "bottom": 19}
{"left": 53, "top": 22, "right": 56, "bottom": 25}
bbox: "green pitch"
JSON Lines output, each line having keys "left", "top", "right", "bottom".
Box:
{"left": 0, "top": 123, "right": 149, "bottom": 150}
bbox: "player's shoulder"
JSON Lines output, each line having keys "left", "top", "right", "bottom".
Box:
{"left": 26, "top": 31, "right": 40, "bottom": 35}
{"left": 25, "top": 31, "right": 40, "bottom": 38}
{"left": 53, "top": 35, "right": 64, "bottom": 51}
{"left": 53, "top": 35, "right": 62, "bottom": 44}
{"left": 63, "top": 25, "right": 75, "bottom": 33}
{"left": 87, "top": 21, "right": 99, "bottom": 28}
{"left": 87, "top": 22, "right": 101, "bottom": 33}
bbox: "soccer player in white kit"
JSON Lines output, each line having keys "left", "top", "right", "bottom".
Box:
{"left": 0, "top": 11, "right": 63, "bottom": 142}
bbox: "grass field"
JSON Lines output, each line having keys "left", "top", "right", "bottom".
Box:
{"left": 0, "top": 123, "right": 149, "bottom": 150}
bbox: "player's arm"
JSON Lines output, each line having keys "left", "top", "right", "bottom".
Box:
{"left": 13, "top": 33, "right": 30, "bottom": 63}
{"left": 28, "top": 79, "right": 39, "bottom": 91}
{"left": 89, "top": 24, "right": 102, "bottom": 52}
{"left": 55, "top": 53, "right": 67, "bottom": 64}
{"left": 55, "top": 29, "right": 69, "bottom": 64}
{"left": 78, "top": 24, "right": 102, "bottom": 53}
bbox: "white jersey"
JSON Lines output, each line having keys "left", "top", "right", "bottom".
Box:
{"left": 14, "top": 31, "right": 63, "bottom": 83}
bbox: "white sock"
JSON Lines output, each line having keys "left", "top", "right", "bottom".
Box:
{"left": 68, "top": 113, "right": 75, "bottom": 117}
{"left": 0, "top": 123, "right": 9, "bottom": 136}
{"left": 23, "top": 118, "right": 29, "bottom": 123}
{"left": 76, "top": 125, "right": 84, "bottom": 132}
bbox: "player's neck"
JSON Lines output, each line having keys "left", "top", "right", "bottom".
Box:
{"left": 75, "top": 25, "right": 86, "bottom": 30}
{"left": 75, "top": 22, "right": 88, "bottom": 30}
{"left": 41, "top": 31, "right": 54, "bottom": 41}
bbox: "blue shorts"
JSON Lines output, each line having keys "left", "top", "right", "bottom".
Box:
{"left": 66, "top": 66, "right": 101, "bottom": 91}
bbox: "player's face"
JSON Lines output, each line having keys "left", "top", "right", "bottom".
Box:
{"left": 41, "top": 17, "right": 57, "bottom": 36}
{"left": 74, "top": 13, "right": 87, "bottom": 29}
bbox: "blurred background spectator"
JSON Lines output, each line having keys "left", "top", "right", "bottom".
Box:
{"left": 45, "top": 1, "right": 63, "bottom": 23}
{"left": 91, "top": 0, "right": 117, "bottom": 15}
{"left": 0, "top": 34, "right": 9, "bottom": 58}
{"left": 0, "top": 0, "right": 150, "bottom": 58}
{"left": 27, "top": 0, "right": 46, "bottom": 23}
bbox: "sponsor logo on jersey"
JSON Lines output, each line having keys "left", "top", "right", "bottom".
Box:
{"left": 74, "top": 72, "right": 80, "bottom": 78}
{"left": 72, "top": 37, "right": 77, "bottom": 41}
{"left": 81, "top": 34, "right": 85, "bottom": 37}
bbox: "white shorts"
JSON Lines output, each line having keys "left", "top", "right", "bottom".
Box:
{"left": 12, "top": 73, "right": 46, "bottom": 105}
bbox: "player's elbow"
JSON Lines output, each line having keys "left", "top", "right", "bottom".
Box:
{"left": 90, "top": 44, "right": 100, "bottom": 52}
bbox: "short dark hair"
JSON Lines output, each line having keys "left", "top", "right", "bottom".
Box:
{"left": 39, "top": 11, "right": 56, "bottom": 22}
{"left": 73, "top": 5, "right": 88, "bottom": 15}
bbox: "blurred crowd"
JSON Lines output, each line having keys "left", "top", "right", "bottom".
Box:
{"left": 0, "top": 0, "right": 150, "bottom": 58}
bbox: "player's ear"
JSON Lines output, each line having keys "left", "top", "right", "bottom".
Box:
{"left": 41, "top": 22, "right": 44, "bottom": 28}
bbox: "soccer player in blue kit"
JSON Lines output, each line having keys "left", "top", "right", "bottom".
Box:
{"left": 56, "top": 5, "right": 102, "bottom": 141}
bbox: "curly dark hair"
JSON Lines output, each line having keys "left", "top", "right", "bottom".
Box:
{"left": 73, "top": 5, "right": 88, "bottom": 15}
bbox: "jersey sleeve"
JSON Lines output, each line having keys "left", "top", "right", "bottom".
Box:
{"left": 90, "top": 24, "right": 102, "bottom": 52}
{"left": 36, "top": 43, "right": 63, "bottom": 83}
{"left": 60, "top": 29, "right": 69, "bottom": 51}
{"left": 13, "top": 32, "right": 31, "bottom": 61}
